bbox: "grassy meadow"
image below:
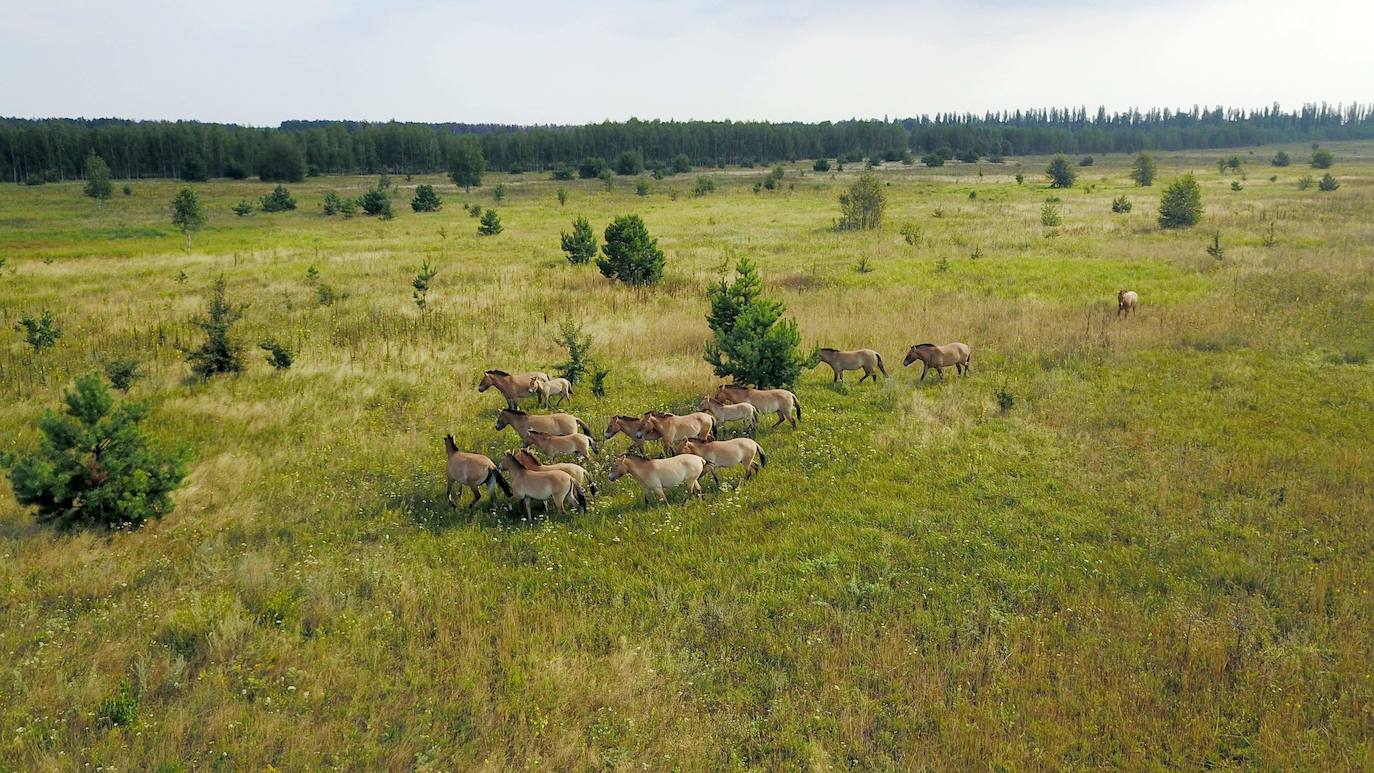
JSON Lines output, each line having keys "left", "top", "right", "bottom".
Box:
{"left": 2, "top": 144, "right": 1373, "bottom": 769}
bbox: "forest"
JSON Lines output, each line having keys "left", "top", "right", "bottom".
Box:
{"left": 4, "top": 103, "right": 1374, "bottom": 183}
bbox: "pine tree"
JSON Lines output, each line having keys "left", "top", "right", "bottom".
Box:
{"left": 410, "top": 184, "right": 442, "bottom": 212}
{"left": 1158, "top": 173, "right": 1203, "bottom": 228}
{"left": 2, "top": 373, "right": 189, "bottom": 529}
{"left": 597, "top": 214, "right": 664, "bottom": 285}
{"left": 477, "top": 209, "right": 502, "bottom": 235}
{"left": 704, "top": 257, "right": 808, "bottom": 388}
{"left": 1045, "top": 155, "right": 1077, "bottom": 188}
{"left": 183, "top": 276, "right": 244, "bottom": 377}
{"left": 560, "top": 216, "right": 598, "bottom": 265}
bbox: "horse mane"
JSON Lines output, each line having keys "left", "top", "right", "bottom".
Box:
{"left": 645, "top": 411, "right": 673, "bottom": 418}
{"left": 818, "top": 347, "right": 837, "bottom": 353}
{"left": 500, "top": 407, "right": 527, "bottom": 416}
{"left": 485, "top": 369, "right": 510, "bottom": 376}
{"left": 613, "top": 415, "right": 640, "bottom": 422}
{"left": 443, "top": 434, "right": 458, "bottom": 455}
{"left": 913, "top": 343, "right": 935, "bottom": 349}
{"left": 513, "top": 449, "right": 541, "bottom": 469}
{"left": 526, "top": 428, "right": 549, "bottom": 436}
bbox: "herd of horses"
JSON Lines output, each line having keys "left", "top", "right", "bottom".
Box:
{"left": 449, "top": 290, "right": 1140, "bottom": 517}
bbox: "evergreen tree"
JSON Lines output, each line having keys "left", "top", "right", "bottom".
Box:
{"left": 357, "top": 186, "right": 390, "bottom": 217}
{"left": 1317, "top": 173, "right": 1340, "bottom": 191}
{"left": 1271, "top": 151, "right": 1291, "bottom": 167}
{"left": 259, "top": 184, "right": 297, "bottom": 212}
{"left": 83, "top": 152, "right": 113, "bottom": 204}
{"left": 1046, "top": 155, "right": 1077, "bottom": 188}
{"left": 448, "top": 139, "right": 485, "bottom": 190}
{"left": 597, "top": 214, "right": 664, "bottom": 285}
{"left": 1130, "top": 153, "right": 1157, "bottom": 186}
{"left": 183, "top": 276, "right": 244, "bottom": 377}
{"left": 477, "top": 209, "right": 502, "bottom": 235}
{"left": 2, "top": 373, "right": 189, "bottom": 529}
{"left": 560, "top": 216, "right": 597, "bottom": 265}
{"left": 1311, "top": 148, "right": 1335, "bottom": 168}
{"left": 704, "top": 257, "right": 808, "bottom": 388}
{"left": 170, "top": 188, "right": 206, "bottom": 246}
{"left": 410, "top": 184, "right": 442, "bottom": 212}
{"left": 1158, "top": 173, "right": 1203, "bottom": 228}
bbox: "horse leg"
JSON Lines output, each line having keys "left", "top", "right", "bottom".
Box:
{"left": 936, "top": 366, "right": 945, "bottom": 379}
{"left": 772, "top": 410, "right": 786, "bottom": 428}
{"left": 469, "top": 485, "right": 482, "bottom": 507}
{"left": 920, "top": 364, "right": 929, "bottom": 381}
{"left": 712, "top": 467, "right": 721, "bottom": 488}
{"left": 523, "top": 497, "right": 533, "bottom": 519}
{"left": 446, "top": 480, "right": 456, "bottom": 508}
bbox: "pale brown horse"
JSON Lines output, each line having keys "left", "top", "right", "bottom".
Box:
{"left": 816, "top": 348, "right": 887, "bottom": 383}
{"left": 680, "top": 437, "right": 766, "bottom": 487}
{"left": 494, "top": 408, "right": 591, "bottom": 441}
{"left": 713, "top": 384, "right": 801, "bottom": 429}
{"left": 636, "top": 412, "right": 715, "bottom": 455}
{"left": 444, "top": 435, "right": 511, "bottom": 507}
{"left": 603, "top": 413, "right": 665, "bottom": 452}
{"left": 530, "top": 377, "right": 573, "bottom": 407}
{"left": 522, "top": 429, "right": 598, "bottom": 461}
{"left": 513, "top": 448, "right": 597, "bottom": 497}
{"left": 903, "top": 343, "right": 971, "bottom": 381}
{"left": 499, "top": 452, "right": 586, "bottom": 518}
{"left": 607, "top": 453, "right": 712, "bottom": 505}
{"left": 698, "top": 396, "right": 758, "bottom": 435}
{"left": 1117, "top": 290, "right": 1139, "bottom": 317}
{"left": 478, "top": 370, "right": 549, "bottom": 409}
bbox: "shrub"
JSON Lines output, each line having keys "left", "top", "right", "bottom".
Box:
{"left": 83, "top": 152, "right": 113, "bottom": 203}
{"left": 553, "top": 319, "right": 592, "bottom": 383}
{"left": 338, "top": 198, "right": 357, "bottom": 217}
{"left": 122, "top": 185, "right": 132, "bottom": 196}
{"left": 410, "top": 184, "right": 442, "bottom": 212}
{"left": 1271, "top": 151, "right": 1291, "bottom": 167}
{"left": 259, "top": 135, "right": 306, "bottom": 182}
{"left": 813, "top": 158, "right": 831, "bottom": 172}
{"left": 17, "top": 310, "right": 62, "bottom": 352}
{"left": 921, "top": 153, "right": 945, "bottom": 167}
{"left": 1040, "top": 201, "right": 1062, "bottom": 227}
{"left": 171, "top": 188, "right": 207, "bottom": 246}
{"left": 467, "top": 203, "right": 482, "bottom": 217}
{"left": 448, "top": 139, "right": 485, "bottom": 190}
{"left": 614, "top": 149, "right": 645, "bottom": 176}
{"left": 692, "top": 176, "right": 716, "bottom": 197}
{"left": 704, "top": 257, "right": 808, "bottom": 388}
{"left": 259, "top": 338, "right": 293, "bottom": 369}
{"left": 597, "top": 214, "right": 664, "bottom": 286}
{"left": 315, "top": 284, "right": 337, "bottom": 306}
{"left": 1206, "top": 232, "right": 1224, "bottom": 260}
{"left": 1297, "top": 175, "right": 1314, "bottom": 190}
{"left": 561, "top": 216, "right": 598, "bottom": 265}
{"left": 900, "top": 222, "right": 921, "bottom": 245}
{"left": 357, "top": 187, "right": 391, "bottom": 217}
{"left": 578, "top": 157, "right": 608, "bottom": 179}
{"left": 1158, "top": 173, "right": 1203, "bottom": 228}
{"left": 1225, "top": 155, "right": 1243, "bottom": 171}
{"left": 322, "top": 191, "right": 343, "bottom": 215}
{"left": 1078, "top": 156, "right": 1095, "bottom": 167}
{"left": 1111, "top": 195, "right": 1132, "bottom": 213}
{"left": 838, "top": 172, "right": 885, "bottom": 230}
{"left": 1231, "top": 181, "right": 1243, "bottom": 192}
{"left": 259, "top": 184, "right": 296, "bottom": 212}
{"left": 551, "top": 166, "right": 575, "bottom": 181}
{"left": 104, "top": 359, "right": 140, "bottom": 391}
{"left": 179, "top": 154, "right": 208, "bottom": 182}
{"left": 598, "top": 167, "right": 614, "bottom": 190}
{"left": 24, "top": 172, "right": 46, "bottom": 186}
{"left": 1318, "top": 173, "right": 1340, "bottom": 191}
{"left": 1045, "top": 156, "right": 1076, "bottom": 188}
{"left": 1130, "top": 153, "right": 1157, "bottom": 186}
{"left": 956, "top": 149, "right": 979, "bottom": 163}
{"left": 995, "top": 386, "right": 1015, "bottom": 413}
{"left": 1311, "top": 148, "right": 1334, "bottom": 169}
{"left": 183, "top": 276, "right": 244, "bottom": 378}
{"left": 591, "top": 368, "right": 609, "bottom": 398}
{"left": 493, "top": 183, "right": 506, "bottom": 202}
{"left": 477, "top": 209, "right": 502, "bottom": 235}
{"left": 2, "top": 373, "right": 189, "bottom": 529}
{"left": 232, "top": 199, "right": 254, "bottom": 217}
{"left": 1014, "top": 173, "right": 1024, "bottom": 185}
{"left": 670, "top": 154, "right": 692, "bottom": 174}
{"left": 635, "top": 177, "right": 651, "bottom": 196}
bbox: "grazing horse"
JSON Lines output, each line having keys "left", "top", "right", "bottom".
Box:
{"left": 522, "top": 429, "right": 597, "bottom": 461}
{"left": 513, "top": 449, "right": 597, "bottom": 497}
{"left": 1118, "top": 290, "right": 1139, "bottom": 317}
{"left": 494, "top": 408, "right": 590, "bottom": 441}
{"left": 816, "top": 348, "right": 887, "bottom": 383}
{"left": 604, "top": 414, "right": 664, "bottom": 452}
{"left": 713, "top": 384, "right": 801, "bottom": 429}
{"left": 530, "top": 377, "right": 574, "bottom": 407}
{"left": 608, "top": 453, "right": 712, "bottom": 505}
{"left": 698, "top": 396, "right": 758, "bottom": 435}
{"left": 903, "top": 343, "right": 971, "bottom": 381}
{"left": 680, "top": 437, "right": 766, "bottom": 487}
{"left": 479, "top": 370, "right": 549, "bottom": 409}
{"left": 636, "top": 412, "right": 715, "bottom": 455}
{"left": 443, "top": 435, "right": 511, "bottom": 507}
{"left": 499, "top": 452, "right": 586, "bottom": 518}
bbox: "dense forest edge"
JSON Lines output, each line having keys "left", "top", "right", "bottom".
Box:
{"left": 4, "top": 102, "right": 1373, "bottom": 182}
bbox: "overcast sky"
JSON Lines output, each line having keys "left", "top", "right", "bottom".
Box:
{"left": 4, "top": 0, "right": 1371, "bottom": 126}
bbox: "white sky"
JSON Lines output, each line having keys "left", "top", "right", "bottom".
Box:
{"left": 3, "top": 0, "right": 1371, "bottom": 126}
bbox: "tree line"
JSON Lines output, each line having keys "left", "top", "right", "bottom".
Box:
{"left": 5, "top": 102, "right": 1373, "bottom": 183}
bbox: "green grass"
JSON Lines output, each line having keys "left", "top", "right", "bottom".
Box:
{"left": 2, "top": 144, "right": 1373, "bottom": 768}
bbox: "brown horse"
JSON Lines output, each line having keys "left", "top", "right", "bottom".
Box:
{"left": 522, "top": 429, "right": 598, "bottom": 461}
{"left": 513, "top": 448, "right": 597, "bottom": 497}
{"left": 478, "top": 370, "right": 549, "bottom": 409}
{"left": 816, "top": 348, "right": 887, "bottom": 383}
{"left": 637, "top": 412, "right": 715, "bottom": 455}
{"left": 698, "top": 396, "right": 758, "bottom": 435}
{"left": 1118, "top": 290, "right": 1139, "bottom": 317}
{"left": 499, "top": 452, "right": 586, "bottom": 518}
{"left": 680, "top": 437, "right": 766, "bottom": 487}
{"left": 494, "top": 408, "right": 590, "bottom": 441}
{"left": 607, "top": 453, "right": 711, "bottom": 505}
{"left": 603, "top": 413, "right": 665, "bottom": 452}
{"left": 713, "top": 384, "right": 801, "bottom": 429}
{"left": 443, "top": 435, "right": 511, "bottom": 507}
{"left": 903, "top": 343, "right": 971, "bottom": 381}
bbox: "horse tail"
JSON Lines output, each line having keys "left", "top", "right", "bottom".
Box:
{"left": 756, "top": 446, "right": 767, "bottom": 468}
{"left": 875, "top": 352, "right": 887, "bottom": 376}
{"left": 792, "top": 393, "right": 802, "bottom": 423}
{"left": 707, "top": 414, "right": 717, "bottom": 440}
{"left": 572, "top": 482, "right": 588, "bottom": 512}
{"left": 575, "top": 417, "right": 591, "bottom": 435}
{"left": 587, "top": 479, "right": 599, "bottom": 497}
{"left": 487, "top": 468, "right": 512, "bottom": 498}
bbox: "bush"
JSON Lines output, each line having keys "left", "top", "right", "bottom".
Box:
{"left": 493, "top": 183, "right": 506, "bottom": 202}
{"left": 704, "top": 257, "right": 808, "bottom": 388}
{"left": 24, "top": 172, "right": 47, "bottom": 186}
{"left": 1297, "top": 175, "right": 1314, "bottom": 190}
{"left": 179, "top": 154, "right": 208, "bottom": 182}
{"left": 692, "top": 176, "right": 716, "bottom": 197}
{"left": 1130, "top": 153, "right": 1157, "bottom": 186}
{"left": 410, "top": 184, "right": 442, "bottom": 212}
{"left": 1231, "top": 181, "right": 1243, "bottom": 192}
{"left": 259, "top": 184, "right": 296, "bottom": 212}
{"left": 1045, "top": 156, "right": 1077, "bottom": 188}
{"left": 259, "top": 338, "right": 294, "bottom": 369}
{"left": 1271, "top": 151, "right": 1291, "bottom": 167}
{"left": 259, "top": 135, "right": 306, "bottom": 182}
{"left": 232, "top": 199, "right": 254, "bottom": 217}
{"left": 448, "top": 139, "right": 485, "bottom": 190}
{"left": 635, "top": 177, "right": 651, "bottom": 196}
{"left": 1078, "top": 156, "right": 1095, "bottom": 167}
{"left": 579, "top": 157, "right": 609, "bottom": 179}
{"left": 813, "top": 158, "right": 831, "bottom": 172}
{"left": 183, "top": 276, "right": 244, "bottom": 378}
{"left": 477, "top": 208, "right": 502, "bottom": 235}
{"left": 1318, "top": 173, "right": 1340, "bottom": 191}
{"left": 551, "top": 166, "right": 575, "bottom": 181}
{"left": 1311, "top": 148, "right": 1334, "bottom": 169}
{"left": 553, "top": 319, "right": 592, "bottom": 383}
{"left": 104, "top": 359, "right": 140, "bottom": 391}
{"left": 838, "top": 172, "right": 885, "bottom": 230}
{"left": 83, "top": 152, "right": 113, "bottom": 202}
{"left": 956, "top": 149, "right": 979, "bottom": 163}
{"left": 1158, "top": 173, "right": 1203, "bottom": 228}
{"left": 322, "top": 191, "right": 344, "bottom": 215}
{"left": 597, "top": 214, "right": 664, "bottom": 286}
{"left": 1111, "top": 195, "right": 1132, "bottom": 213}
{"left": 561, "top": 216, "right": 598, "bottom": 265}
{"left": 17, "top": 309, "right": 62, "bottom": 352}
{"left": 122, "top": 185, "right": 132, "bottom": 196}
{"left": 223, "top": 161, "right": 248, "bottom": 179}
{"left": 900, "top": 222, "right": 921, "bottom": 245}
{"left": 670, "top": 154, "right": 692, "bottom": 174}
{"left": 2, "top": 373, "right": 189, "bottom": 529}
{"left": 1040, "top": 201, "right": 1062, "bottom": 227}
{"left": 921, "top": 153, "right": 945, "bottom": 167}
{"left": 614, "top": 149, "right": 645, "bottom": 175}
{"left": 171, "top": 188, "right": 206, "bottom": 246}
{"left": 357, "top": 187, "right": 391, "bottom": 218}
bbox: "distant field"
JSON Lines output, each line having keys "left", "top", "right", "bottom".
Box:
{"left": 2, "top": 142, "right": 1372, "bottom": 769}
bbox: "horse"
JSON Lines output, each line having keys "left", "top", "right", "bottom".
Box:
{"left": 443, "top": 435, "right": 511, "bottom": 507}
{"left": 698, "top": 396, "right": 758, "bottom": 435}
{"left": 522, "top": 429, "right": 597, "bottom": 461}
{"left": 513, "top": 448, "right": 597, "bottom": 497}
{"left": 713, "top": 384, "right": 801, "bottom": 429}
{"left": 499, "top": 452, "right": 586, "bottom": 518}
{"left": 494, "top": 408, "right": 590, "bottom": 441}
{"left": 1118, "top": 290, "right": 1139, "bottom": 317}
{"left": 607, "top": 453, "right": 712, "bottom": 505}
{"left": 680, "top": 437, "right": 766, "bottom": 487}
{"left": 636, "top": 412, "right": 715, "bottom": 455}
{"left": 903, "top": 343, "right": 971, "bottom": 381}
{"left": 815, "top": 348, "right": 887, "bottom": 383}
{"left": 603, "top": 414, "right": 665, "bottom": 452}
{"left": 478, "top": 370, "right": 549, "bottom": 409}
{"left": 530, "top": 377, "right": 574, "bottom": 407}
